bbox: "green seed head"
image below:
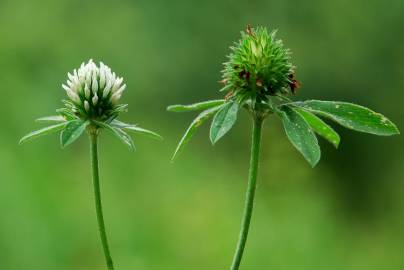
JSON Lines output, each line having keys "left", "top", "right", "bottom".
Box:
{"left": 62, "top": 60, "right": 126, "bottom": 120}
{"left": 221, "top": 26, "right": 297, "bottom": 103}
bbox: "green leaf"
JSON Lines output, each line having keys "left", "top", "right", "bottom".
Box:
{"left": 171, "top": 104, "right": 224, "bottom": 161}
{"left": 36, "top": 115, "right": 66, "bottom": 123}
{"left": 292, "top": 100, "right": 399, "bottom": 136}
{"left": 167, "top": 99, "right": 225, "bottom": 112}
{"left": 111, "top": 120, "right": 163, "bottom": 140}
{"left": 60, "top": 120, "right": 89, "bottom": 148}
{"left": 293, "top": 107, "right": 340, "bottom": 148}
{"left": 19, "top": 122, "right": 68, "bottom": 145}
{"left": 94, "top": 120, "right": 135, "bottom": 150}
{"left": 280, "top": 106, "right": 321, "bottom": 167}
{"left": 210, "top": 101, "right": 239, "bottom": 144}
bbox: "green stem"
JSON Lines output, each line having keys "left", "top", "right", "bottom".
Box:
{"left": 89, "top": 131, "right": 115, "bottom": 270}
{"left": 230, "top": 116, "right": 263, "bottom": 270}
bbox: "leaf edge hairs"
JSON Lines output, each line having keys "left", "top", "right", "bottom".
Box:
{"left": 19, "top": 60, "right": 162, "bottom": 270}
{"left": 167, "top": 26, "right": 399, "bottom": 269}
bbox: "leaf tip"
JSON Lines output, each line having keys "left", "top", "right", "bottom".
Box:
{"left": 170, "top": 152, "right": 179, "bottom": 163}
{"left": 310, "top": 158, "right": 320, "bottom": 168}
{"left": 334, "top": 139, "right": 341, "bottom": 149}
{"left": 154, "top": 134, "right": 164, "bottom": 141}
{"left": 166, "top": 105, "right": 176, "bottom": 112}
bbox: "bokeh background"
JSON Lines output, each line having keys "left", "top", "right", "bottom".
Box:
{"left": 1, "top": 0, "right": 403, "bottom": 269}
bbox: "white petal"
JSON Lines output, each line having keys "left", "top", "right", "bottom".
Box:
{"left": 115, "top": 84, "right": 126, "bottom": 96}
{"left": 68, "top": 72, "right": 75, "bottom": 81}
{"left": 67, "top": 89, "right": 80, "bottom": 103}
{"left": 62, "top": 84, "right": 71, "bottom": 91}
{"left": 84, "top": 83, "right": 91, "bottom": 99}
{"left": 92, "top": 94, "right": 98, "bottom": 106}
{"left": 112, "top": 77, "right": 123, "bottom": 92}
{"left": 99, "top": 68, "right": 106, "bottom": 89}
{"left": 91, "top": 73, "right": 98, "bottom": 93}
{"left": 103, "top": 81, "right": 112, "bottom": 98}
{"left": 85, "top": 70, "right": 92, "bottom": 86}
{"left": 84, "top": 100, "right": 90, "bottom": 112}
{"left": 110, "top": 92, "right": 121, "bottom": 103}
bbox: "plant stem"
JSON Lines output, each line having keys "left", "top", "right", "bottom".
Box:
{"left": 230, "top": 116, "right": 263, "bottom": 270}
{"left": 89, "top": 131, "right": 115, "bottom": 270}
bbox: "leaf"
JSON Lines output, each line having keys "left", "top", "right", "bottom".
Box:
{"left": 94, "top": 120, "right": 135, "bottom": 150}
{"left": 292, "top": 100, "right": 399, "bottom": 136}
{"left": 111, "top": 120, "right": 163, "bottom": 140}
{"left": 167, "top": 99, "right": 225, "bottom": 112}
{"left": 60, "top": 120, "right": 89, "bottom": 148}
{"left": 280, "top": 106, "right": 321, "bottom": 167}
{"left": 293, "top": 107, "right": 340, "bottom": 148}
{"left": 210, "top": 101, "right": 239, "bottom": 144}
{"left": 19, "top": 122, "right": 68, "bottom": 145}
{"left": 171, "top": 104, "right": 224, "bottom": 161}
{"left": 36, "top": 115, "right": 66, "bottom": 123}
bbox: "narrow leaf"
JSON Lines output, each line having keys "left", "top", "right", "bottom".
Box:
{"left": 167, "top": 99, "right": 225, "bottom": 112}
{"left": 19, "top": 122, "right": 68, "bottom": 145}
{"left": 111, "top": 120, "right": 162, "bottom": 140}
{"left": 172, "top": 104, "right": 224, "bottom": 161}
{"left": 280, "top": 106, "right": 321, "bottom": 167}
{"left": 210, "top": 101, "right": 239, "bottom": 144}
{"left": 292, "top": 100, "right": 399, "bottom": 136}
{"left": 36, "top": 115, "right": 66, "bottom": 123}
{"left": 293, "top": 107, "right": 340, "bottom": 148}
{"left": 60, "top": 120, "right": 89, "bottom": 148}
{"left": 94, "top": 120, "right": 135, "bottom": 150}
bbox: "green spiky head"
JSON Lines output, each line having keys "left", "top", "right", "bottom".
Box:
{"left": 221, "top": 26, "right": 297, "bottom": 104}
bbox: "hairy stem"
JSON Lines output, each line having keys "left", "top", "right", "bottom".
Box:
{"left": 230, "top": 116, "right": 263, "bottom": 270}
{"left": 89, "top": 131, "right": 115, "bottom": 270}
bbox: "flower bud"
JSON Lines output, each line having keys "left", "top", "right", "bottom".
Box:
{"left": 221, "top": 26, "right": 296, "bottom": 102}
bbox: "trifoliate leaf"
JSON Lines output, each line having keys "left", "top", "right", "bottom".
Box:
{"left": 280, "top": 106, "right": 321, "bottom": 167}
{"left": 171, "top": 104, "right": 224, "bottom": 161}
{"left": 292, "top": 100, "right": 399, "bottom": 136}
{"left": 293, "top": 107, "right": 340, "bottom": 148}
{"left": 167, "top": 100, "right": 225, "bottom": 112}
{"left": 36, "top": 115, "right": 66, "bottom": 123}
{"left": 111, "top": 120, "right": 162, "bottom": 140}
{"left": 60, "top": 120, "right": 89, "bottom": 148}
{"left": 210, "top": 101, "right": 239, "bottom": 144}
{"left": 94, "top": 120, "right": 135, "bottom": 150}
{"left": 19, "top": 122, "right": 68, "bottom": 145}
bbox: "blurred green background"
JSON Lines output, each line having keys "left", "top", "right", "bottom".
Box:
{"left": 1, "top": 0, "right": 403, "bottom": 269}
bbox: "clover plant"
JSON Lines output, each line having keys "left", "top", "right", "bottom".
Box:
{"left": 168, "top": 26, "right": 399, "bottom": 269}
{"left": 20, "top": 59, "right": 162, "bottom": 270}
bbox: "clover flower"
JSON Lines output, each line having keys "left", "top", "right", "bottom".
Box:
{"left": 221, "top": 26, "right": 296, "bottom": 103}
{"left": 62, "top": 59, "right": 126, "bottom": 120}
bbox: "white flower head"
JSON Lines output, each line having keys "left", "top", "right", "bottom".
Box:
{"left": 62, "top": 59, "right": 126, "bottom": 119}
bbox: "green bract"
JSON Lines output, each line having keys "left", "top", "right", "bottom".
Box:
{"left": 20, "top": 59, "right": 161, "bottom": 149}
